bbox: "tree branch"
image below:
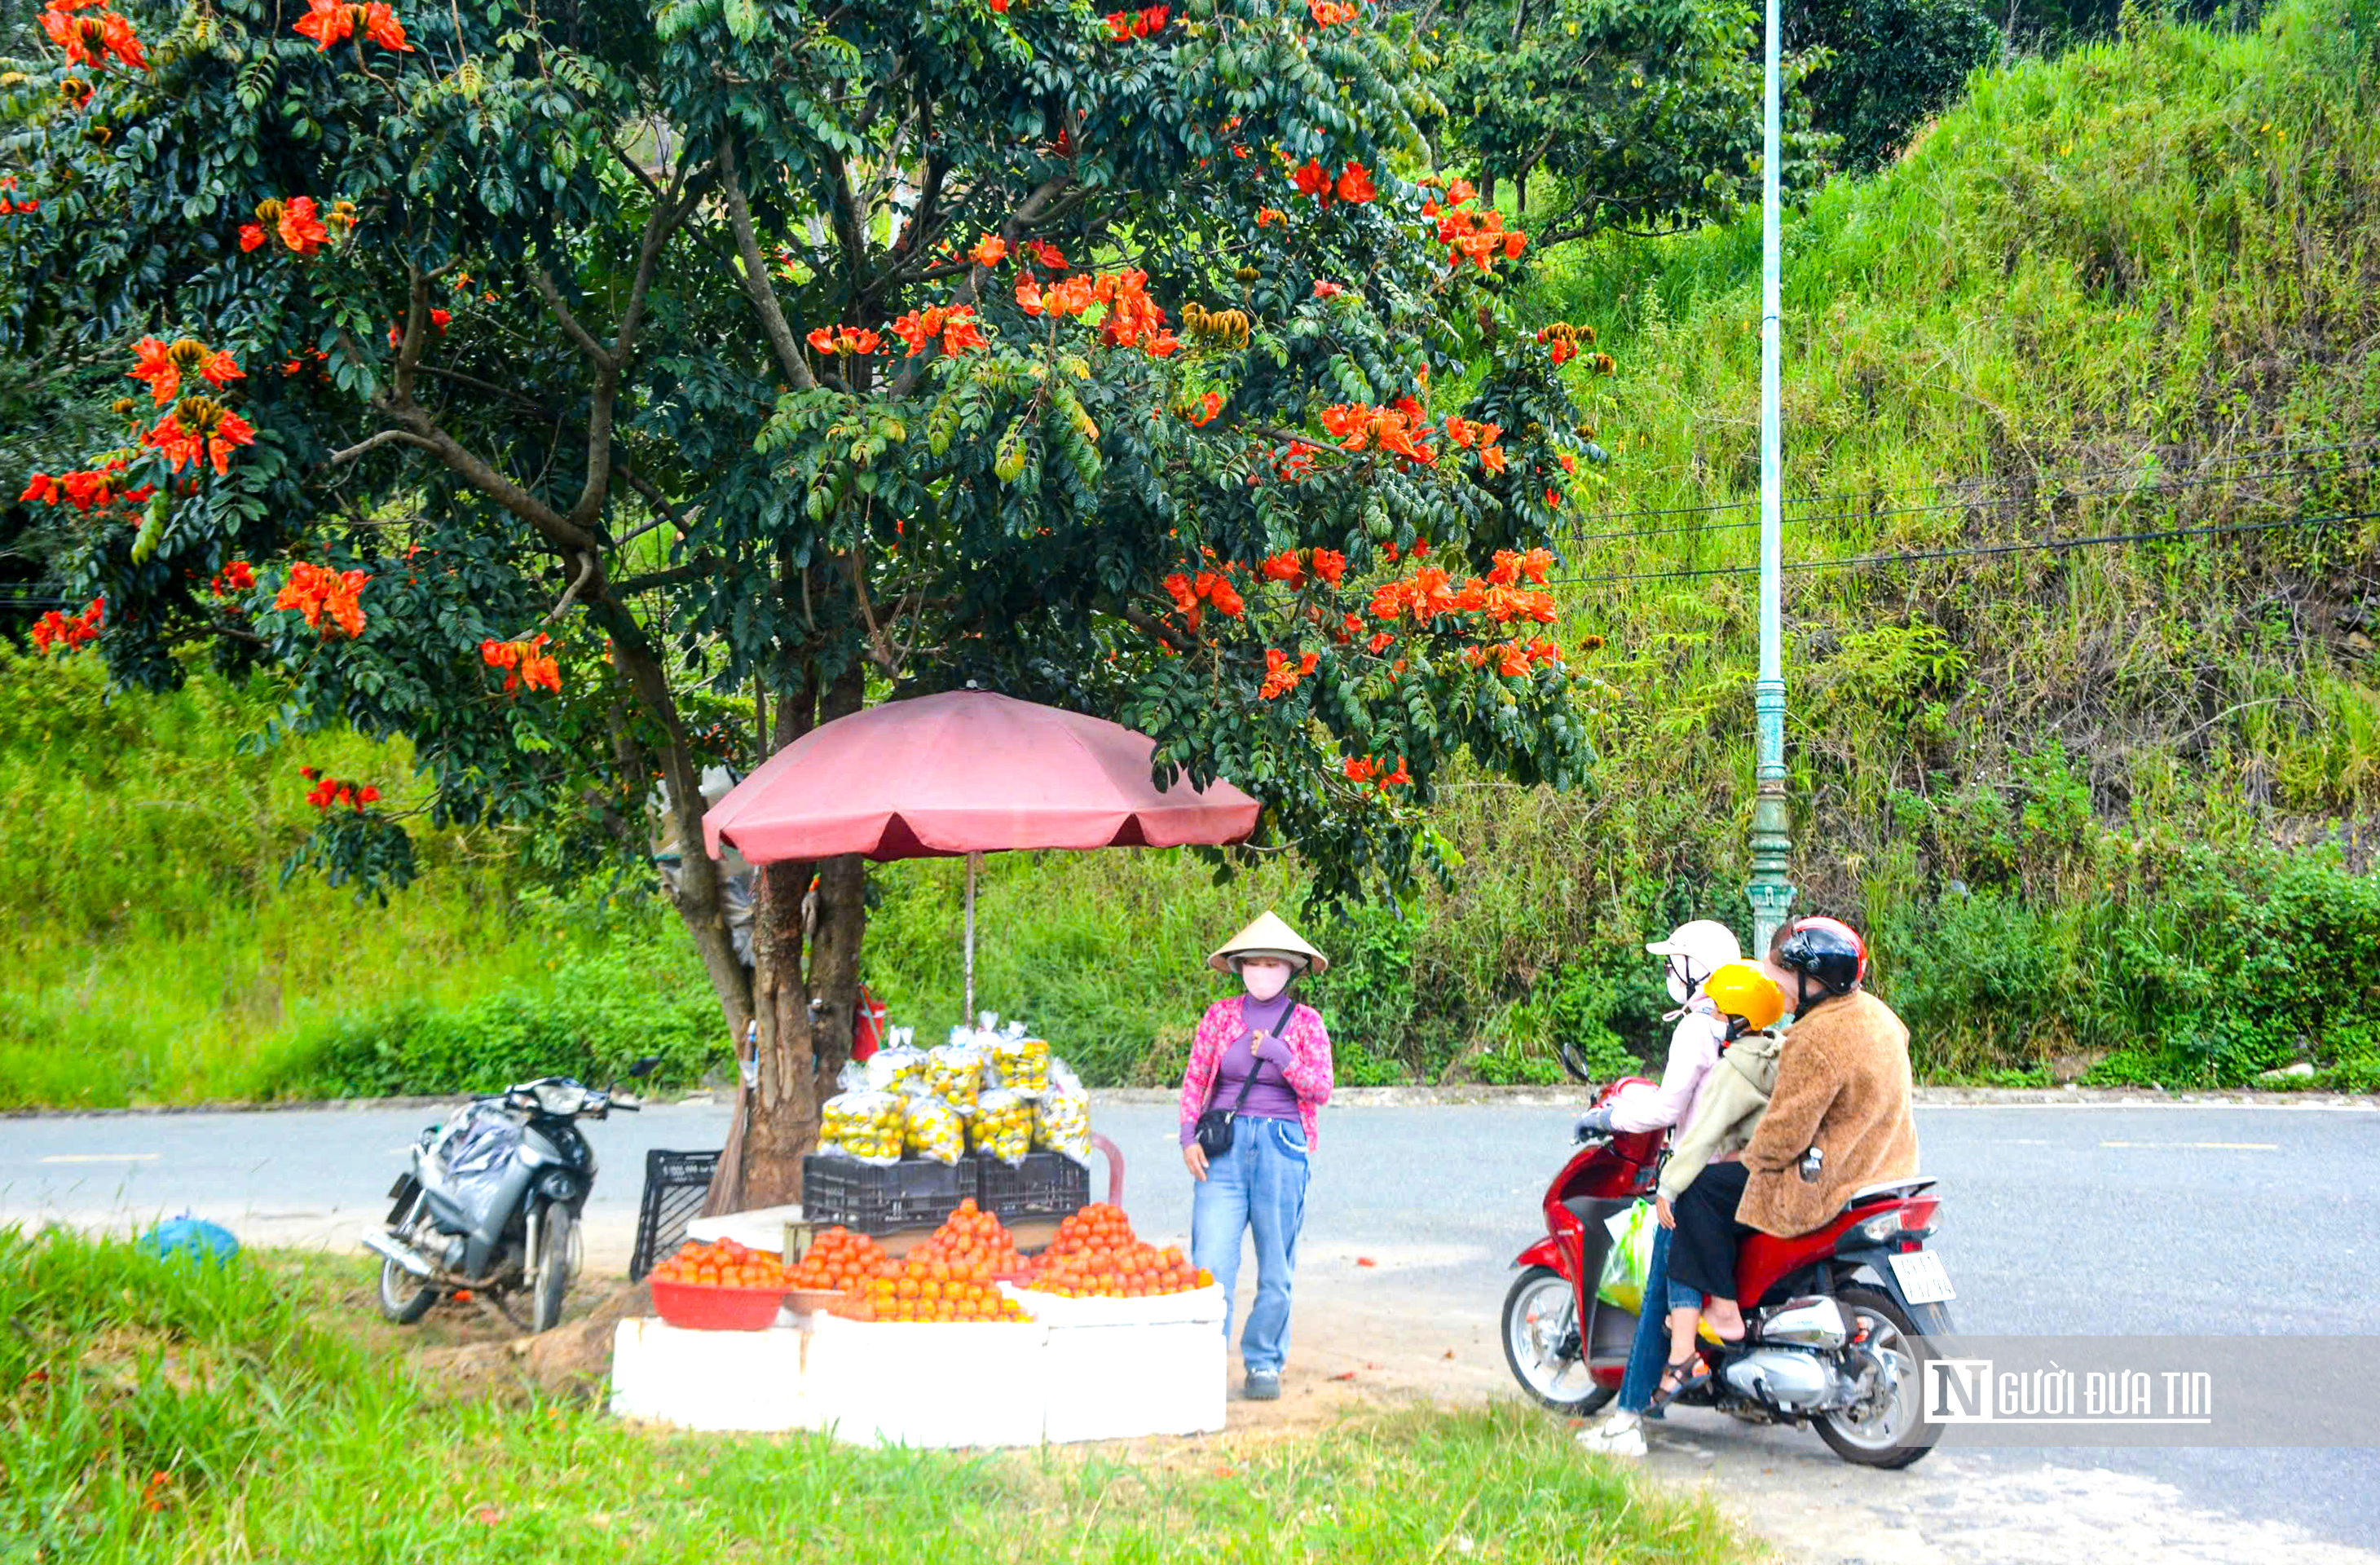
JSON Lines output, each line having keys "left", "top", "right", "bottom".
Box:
{"left": 721, "top": 141, "right": 820, "bottom": 392}
{"left": 1116, "top": 602, "right": 1198, "bottom": 655}
{"left": 327, "top": 428, "right": 436, "bottom": 464}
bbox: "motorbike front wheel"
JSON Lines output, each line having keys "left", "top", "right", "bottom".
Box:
{"left": 376, "top": 1192, "right": 437, "bottom": 1325}
{"left": 1814, "top": 1284, "right": 1945, "bottom": 1469}
{"left": 1501, "top": 1265, "right": 1617, "bottom": 1417}
{"left": 528, "top": 1201, "right": 578, "bottom": 1334}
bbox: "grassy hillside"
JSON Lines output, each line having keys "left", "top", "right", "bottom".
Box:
{"left": 5, "top": 3, "right": 2378, "bottom": 1105}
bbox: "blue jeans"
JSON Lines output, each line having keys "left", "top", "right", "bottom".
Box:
{"left": 1616, "top": 1222, "right": 1675, "bottom": 1414}
{"left": 1191, "top": 1114, "right": 1310, "bottom": 1375}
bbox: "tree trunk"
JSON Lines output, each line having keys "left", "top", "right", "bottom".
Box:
{"left": 725, "top": 656, "right": 868, "bottom": 1210}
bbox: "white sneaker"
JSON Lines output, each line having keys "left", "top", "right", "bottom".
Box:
{"left": 1580, "top": 1420, "right": 1647, "bottom": 1459}
{"left": 1575, "top": 1413, "right": 1646, "bottom": 1459}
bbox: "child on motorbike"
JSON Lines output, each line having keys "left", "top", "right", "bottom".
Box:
{"left": 1571, "top": 920, "right": 1740, "bottom": 1458}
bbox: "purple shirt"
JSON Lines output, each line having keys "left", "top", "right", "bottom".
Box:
{"left": 1183, "top": 992, "right": 1301, "bottom": 1141}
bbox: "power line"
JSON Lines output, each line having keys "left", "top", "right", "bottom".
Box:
{"left": 1562, "top": 435, "right": 2380, "bottom": 538}
{"left": 1563, "top": 452, "right": 2380, "bottom": 546}
{"left": 1543, "top": 505, "right": 2380, "bottom": 589}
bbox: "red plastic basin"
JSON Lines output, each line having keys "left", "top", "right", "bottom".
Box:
{"left": 650, "top": 1276, "right": 788, "bottom": 1331}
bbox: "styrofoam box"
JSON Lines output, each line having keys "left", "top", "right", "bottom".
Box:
{"left": 1042, "top": 1317, "right": 1226, "bottom": 1443}
{"left": 682, "top": 1203, "right": 804, "bottom": 1254}
{"left": 610, "top": 1312, "right": 1050, "bottom": 1447}
{"left": 610, "top": 1290, "right": 1227, "bottom": 1445}
{"left": 609, "top": 1316, "right": 818, "bottom": 1433}
{"left": 998, "top": 1281, "right": 1226, "bottom": 1328}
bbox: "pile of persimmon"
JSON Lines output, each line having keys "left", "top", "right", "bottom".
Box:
{"left": 829, "top": 1251, "right": 1032, "bottom": 1324}
{"left": 901, "top": 1199, "right": 1025, "bottom": 1282}
{"left": 1028, "top": 1203, "right": 1211, "bottom": 1298}
{"left": 786, "top": 1226, "right": 892, "bottom": 1292}
{"left": 650, "top": 1237, "right": 789, "bottom": 1290}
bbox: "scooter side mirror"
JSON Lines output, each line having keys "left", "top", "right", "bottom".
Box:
{"left": 627, "top": 1056, "right": 663, "bottom": 1080}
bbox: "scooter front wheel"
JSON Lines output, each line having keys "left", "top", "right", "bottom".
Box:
{"left": 376, "top": 1192, "right": 437, "bottom": 1325}
{"left": 1501, "top": 1265, "right": 1615, "bottom": 1417}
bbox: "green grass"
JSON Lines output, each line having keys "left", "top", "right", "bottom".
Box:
{"left": 0, "top": 645, "right": 730, "bottom": 1109}
{"left": 0, "top": 1228, "right": 1739, "bottom": 1563}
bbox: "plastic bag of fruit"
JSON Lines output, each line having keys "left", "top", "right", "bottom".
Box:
{"left": 987, "top": 1028, "right": 1051, "bottom": 1098}
{"left": 818, "top": 1089, "right": 906, "bottom": 1164}
{"left": 1032, "top": 1060, "right": 1092, "bottom": 1166}
{"left": 970, "top": 1087, "right": 1034, "bottom": 1165}
{"left": 927, "top": 1042, "right": 985, "bottom": 1113}
{"left": 864, "top": 1040, "right": 931, "bottom": 1096}
{"left": 904, "top": 1095, "right": 967, "bottom": 1165}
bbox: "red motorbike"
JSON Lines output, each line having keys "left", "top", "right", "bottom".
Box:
{"left": 1500, "top": 1069, "right": 1957, "bottom": 1468}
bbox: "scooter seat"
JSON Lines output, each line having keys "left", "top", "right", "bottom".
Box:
{"left": 1843, "top": 1176, "right": 1934, "bottom": 1210}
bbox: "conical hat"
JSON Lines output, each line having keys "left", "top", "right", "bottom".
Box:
{"left": 1207, "top": 910, "right": 1329, "bottom": 977}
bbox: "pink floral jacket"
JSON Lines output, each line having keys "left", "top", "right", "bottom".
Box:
{"left": 1176, "top": 996, "right": 1336, "bottom": 1150}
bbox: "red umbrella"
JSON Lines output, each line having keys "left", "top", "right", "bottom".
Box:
{"left": 703, "top": 690, "right": 1260, "bottom": 1011}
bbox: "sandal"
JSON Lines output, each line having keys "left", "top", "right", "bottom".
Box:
{"left": 1646, "top": 1354, "right": 1707, "bottom": 1413}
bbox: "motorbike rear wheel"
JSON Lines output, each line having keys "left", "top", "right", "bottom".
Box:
{"left": 1814, "top": 1284, "right": 1942, "bottom": 1469}
{"left": 1501, "top": 1266, "right": 1617, "bottom": 1417}
{"left": 528, "top": 1201, "right": 577, "bottom": 1334}
{"left": 376, "top": 1193, "right": 437, "bottom": 1325}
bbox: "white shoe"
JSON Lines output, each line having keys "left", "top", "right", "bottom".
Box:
{"left": 1576, "top": 1413, "right": 1646, "bottom": 1459}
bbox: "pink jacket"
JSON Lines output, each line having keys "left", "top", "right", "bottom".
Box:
{"left": 1177, "top": 996, "right": 1335, "bottom": 1149}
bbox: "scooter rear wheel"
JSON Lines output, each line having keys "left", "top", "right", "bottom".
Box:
{"left": 1501, "top": 1266, "right": 1616, "bottom": 1417}
{"left": 1814, "top": 1284, "right": 1942, "bottom": 1468}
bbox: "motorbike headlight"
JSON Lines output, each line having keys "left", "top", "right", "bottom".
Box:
{"left": 532, "top": 1082, "right": 588, "bottom": 1117}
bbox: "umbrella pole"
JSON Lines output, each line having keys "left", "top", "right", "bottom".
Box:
{"left": 963, "top": 851, "right": 980, "bottom": 1021}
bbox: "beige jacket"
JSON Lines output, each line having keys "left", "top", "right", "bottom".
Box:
{"left": 1740, "top": 989, "right": 1920, "bottom": 1237}
{"left": 1655, "top": 1032, "right": 1782, "bottom": 1204}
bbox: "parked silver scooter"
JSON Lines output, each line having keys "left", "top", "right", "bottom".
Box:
{"left": 362, "top": 1061, "right": 653, "bottom": 1334}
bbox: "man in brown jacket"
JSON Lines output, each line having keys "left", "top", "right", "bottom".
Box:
{"left": 1664, "top": 917, "right": 1920, "bottom": 1344}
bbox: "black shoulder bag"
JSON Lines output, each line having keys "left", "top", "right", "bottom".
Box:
{"left": 1193, "top": 1038, "right": 1275, "bottom": 1158}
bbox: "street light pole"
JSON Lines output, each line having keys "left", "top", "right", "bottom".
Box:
{"left": 1747, "top": 0, "right": 1796, "bottom": 953}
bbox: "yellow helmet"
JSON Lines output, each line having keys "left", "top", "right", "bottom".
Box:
{"left": 1703, "top": 961, "right": 1784, "bottom": 1033}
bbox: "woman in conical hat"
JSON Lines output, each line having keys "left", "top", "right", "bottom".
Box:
{"left": 1178, "top": 910, "right": 1335, "bottom": 1403}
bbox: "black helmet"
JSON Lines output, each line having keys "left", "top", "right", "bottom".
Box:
{"left": 1775, "top": 916, "right": 1867, "bottom": 1010}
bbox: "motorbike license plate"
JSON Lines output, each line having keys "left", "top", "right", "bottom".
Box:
{"left": 1888, "top": 1250, "right": 1956, "bottom": 1304}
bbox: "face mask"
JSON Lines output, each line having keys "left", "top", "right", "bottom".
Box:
{"left": 1664, "top": 957, "right": 1695, "bottom": 1007}
{"left": 1240, "top": 960, "right": 1293, "bottom": 1003}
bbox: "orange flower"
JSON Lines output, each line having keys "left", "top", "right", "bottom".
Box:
{"left": 1259, "top": 647, "right": 1321, "bottom": 699}
{"left": 1291, "top": 158, "right": 1329, "bottom": 200}
{"left": 480, "top": 633, "right": 562, "bottom": 694}
{"left": 278, "top": 196, "right": 329, "bottom": 257}
{"left": 891, "top": 304, "right": 989, "bottom": 357}
{"left": 144, "top": 398, "right": 256, "bottom": 475}
{"left": 1257, "top": 207, "right": 1286, "bottom": 227}
{"left": 1334, "top": 163, "right": 1377, "bottom": 204}
{"left": 29, "top": 597, "right": 104, "bottom": 655}
{"left": 275, "top": 562, "right": 371, "bottom": 637}
{"left": 1311, "top": 548, "right": 1346, "bottom": 585}
{"left": 293, "top": 0, "right": 412, "bottom": 52}
{"left": 1259, "top": 550, "right": 1306, "bottom": 588}
{"left": 239, "top": 223, "right": 267, "bottom": 252}
{"left": 40, "top": 3, "right": 145, "bottom": 72}
{"left": 1365, "top": 629, "right": 1394, "bottom": 654}
{"left": 1307, "top": 0, "right": 1361, "bottom": 22}
{"left": 968, "top": 234, "right": 1008, "bottom": 267}
{"left": 1186, "top": 390, "right": 1223, "bottom": 426}
{"left": 1311, "top": 280, "right": 1344, "bottom": 300}
{"left": 1021, "top": 239, "right": 1068, "bottom": 269}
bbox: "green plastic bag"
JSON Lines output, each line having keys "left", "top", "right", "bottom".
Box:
{"left": 1595, "top": 1200, "right": 1657, "bottom": 1314}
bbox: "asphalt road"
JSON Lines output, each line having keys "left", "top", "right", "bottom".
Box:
{"left": 6, "top": 1096, "right": 2374, "bottom": 1559}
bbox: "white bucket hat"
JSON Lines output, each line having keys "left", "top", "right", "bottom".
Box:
{"left": 1645, "top": 919, "right": 1742, "bottom": 983}
{"left": 1208, "top": 910, "right": 1329, "bottom": 978}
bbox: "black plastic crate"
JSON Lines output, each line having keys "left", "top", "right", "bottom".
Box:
{"left": 978, "top": 1152, "right": 1091, "bottom": 1224}
{"left": 629, "top": 1148, "right": 721, "bottom": 1281}
{"left": 802, "top": 1153, "right": 976, "bottom": 1235}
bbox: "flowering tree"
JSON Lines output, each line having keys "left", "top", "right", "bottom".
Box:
{"left": 3, "top": 0, "right": 1613, "bottom": 1201}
